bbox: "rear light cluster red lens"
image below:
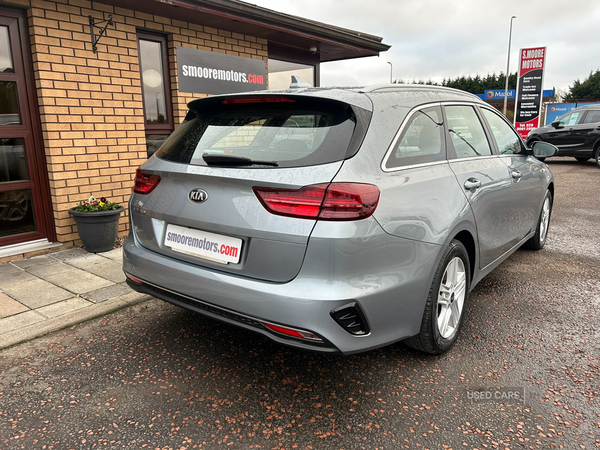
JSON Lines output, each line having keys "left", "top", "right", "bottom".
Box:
{"left": 253, "top": 183, "right": 380, "bottom": 221}
{"left": 133, "top": 167, "right": 161, "bottom": 194}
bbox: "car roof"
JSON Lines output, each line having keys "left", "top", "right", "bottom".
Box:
{"left": 187, "top": 84, "right": 484, "bottom": 113}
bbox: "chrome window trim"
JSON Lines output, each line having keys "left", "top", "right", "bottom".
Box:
{"left": 381, "top": 100, "right": 503, "bottom": 173}
{"left": 447, "top": 154, "right": 501, "bottom": 163}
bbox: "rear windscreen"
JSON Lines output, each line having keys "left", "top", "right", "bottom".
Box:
{"left": 155, "top": 97, "right": 357, "bottom": 168}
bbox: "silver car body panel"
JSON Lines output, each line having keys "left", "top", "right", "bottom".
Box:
{"left": 123, "top": 85, "right": 554, "bottom": 353}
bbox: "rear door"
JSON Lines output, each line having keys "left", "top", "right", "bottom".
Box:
{"left": 445, "top": 104, "right": 515, "bottom": 269}
{"left": 131, "top": 94, "right": 369, "bottom": 282}
{"left": 570, "top": 109, "right": 600, "bottom": 156}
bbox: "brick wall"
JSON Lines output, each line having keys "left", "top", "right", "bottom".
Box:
{"left": 0, "top": 0, "right": 268, "bottom": 247}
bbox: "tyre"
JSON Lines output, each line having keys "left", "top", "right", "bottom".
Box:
{"left": 523, "top": 190, "right": 552, "bottom": 250}
{"left": 575, "top": 157, "right": 590, "bottom": 162}
{"left": 405, "top": 240, "right": 470, "bottom": 354}
{"left": 595, "top": 147, "right": 600, "bottom": 167}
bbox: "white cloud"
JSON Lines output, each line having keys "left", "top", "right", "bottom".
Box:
{"left": 250, "top": 0, "right": 600, "bottom": 91}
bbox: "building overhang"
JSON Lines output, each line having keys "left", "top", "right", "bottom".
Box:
{"left": 101, "top": 0, "right": 390, "bottom": 62}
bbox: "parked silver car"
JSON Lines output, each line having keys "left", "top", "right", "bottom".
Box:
{"left": 123, "top": 85, "right": 557, "bottom": 354}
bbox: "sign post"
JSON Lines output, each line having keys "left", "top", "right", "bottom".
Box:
{"left": 514, "top": 46, "right": 546, "bottom": 139}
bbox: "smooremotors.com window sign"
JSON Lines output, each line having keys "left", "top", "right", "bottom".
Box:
{"left": 177, "top": 47, "right": 267, "bottom": 95}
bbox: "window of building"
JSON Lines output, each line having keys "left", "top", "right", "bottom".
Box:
{"left": 268, "top": 59, "right": 315, "bottom": 90}
{"left": 137, "top": 32, "right": 173, "bottom": 135}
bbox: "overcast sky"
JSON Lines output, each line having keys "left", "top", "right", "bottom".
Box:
{"left": 250, "top": 0, "right": 600, "bottom": 94}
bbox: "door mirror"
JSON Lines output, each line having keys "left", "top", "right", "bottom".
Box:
{"left": 551, "top": 120, "right": 561, "bottom": 129}
{"left": 529, "top": 141, "right": 557, "bottom": 158}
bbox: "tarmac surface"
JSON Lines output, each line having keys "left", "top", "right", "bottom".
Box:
{"left": 0, "top": 157, "right": 599, "bottom": 449}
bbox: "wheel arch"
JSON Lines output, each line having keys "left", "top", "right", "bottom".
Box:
{"left": 453, "top": 229, "right": 476, "bottom": 289}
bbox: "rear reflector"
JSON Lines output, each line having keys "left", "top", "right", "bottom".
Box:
{"left": 133, "top": 167, "right": 161, "bottom": 195}
{"left": 222, "top": 97, "right": 295, "bottom": 104}
{"left": 253, "top": 183, "right": 380, "bottom": 221}
{"left": 262, "top": 323, "right": 323, "bottom": 342}
{"left": 125, "top": 273, "right": 144, "bottom": 284}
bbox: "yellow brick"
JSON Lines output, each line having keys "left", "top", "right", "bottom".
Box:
{"left": 58, "top": 21, "right": 84, "bottom": 33}
{"left": 52, "top": 63, "right": 77, "bottom": 73}
{"left": 72, "top": 138, "right": 97, "bottom": 146}
{"left": 55, "top": 98, "right": 80, "bottom": 107}
{"left": 31, "top": 16, "right": 59, "bottom": 29}
{"left": 77, "top": 83, "right": 101, "bottom": 92}
{"left": 80, "top": 99, "right": 103, "bottom": 107}
{"left": 47, "top": 29, "right": 72, "bottom": 39}
{"left": 64, "top": 162, "right": 88, "bottom": 171}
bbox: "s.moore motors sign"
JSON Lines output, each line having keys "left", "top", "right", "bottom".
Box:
{"left": 177, "top": 47, "right": 267, "bottom": 95}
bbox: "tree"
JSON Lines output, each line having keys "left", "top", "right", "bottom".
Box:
{"left": 565, "top": 70, "right": 600, "bottom": 100}
{"left": 393, "top": 72, "right": 518, "bottom": 95}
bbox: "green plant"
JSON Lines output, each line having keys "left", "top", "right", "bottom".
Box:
{"left": 74, "top": 195, "right": 121, "bottom": 212}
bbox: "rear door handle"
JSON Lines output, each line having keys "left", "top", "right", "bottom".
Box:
{"left": 511, "top": 170, "right": 522, "bottom": 180}
{"left": 464, "top": 178, "right": 481, "bottom": 190}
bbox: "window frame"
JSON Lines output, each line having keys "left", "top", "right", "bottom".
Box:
{"left": 382, "top": 104, "right": 446, "bottom": 171}
{"left": 478, "top": 106, "right": 526, "bottom": 156}
{"left": 443, "top": 103, "right": 495, "bottom": 161}
{"left": 137, "top": 31, "right": 174, "bottom": 135}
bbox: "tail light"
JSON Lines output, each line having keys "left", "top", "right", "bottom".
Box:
{"left": 133, "top": 167, "right": 161, "bottom": 194}
{"left": 253, "top": 183, "right": 380, "bottom": 221}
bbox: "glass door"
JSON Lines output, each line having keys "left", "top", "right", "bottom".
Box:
{"left": 0, "top": 8, "right": 55, "bottom": 247}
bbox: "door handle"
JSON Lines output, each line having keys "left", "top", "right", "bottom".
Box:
{"left": 511, "top": 170, "right": 522, "bottom": 179}
{"left": 464, "top": 178, "right": 481, "bottom": 190}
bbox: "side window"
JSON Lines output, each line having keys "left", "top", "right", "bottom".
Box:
{"left": 445, "top": 105, "right": 492, "bottom": 159}
{"left": 481, "top": 108, "right": 524, "bottom": 155}
{"left": 582, "top": 110, "right": 600, "bottom": 124}
{"left": 557, "top": 111, "right": 581, "bottom": 127}
{"left": 385, "top": 106, "right": 444, "bottom": 169}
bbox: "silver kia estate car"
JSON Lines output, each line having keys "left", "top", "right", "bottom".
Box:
{"left": 123, "top": 85, "right": 557, "bottom": 354}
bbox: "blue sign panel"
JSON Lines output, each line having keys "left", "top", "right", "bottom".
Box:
{"left": 544, "top": 102, "right": 598, "bottom": 125}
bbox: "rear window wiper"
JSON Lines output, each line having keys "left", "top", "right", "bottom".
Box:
{"left": 202, "top": 154, "right": 279, "bottom": 167}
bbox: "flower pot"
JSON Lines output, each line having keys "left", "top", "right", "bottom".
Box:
{"left": 68, "top": 206, "right": 124, "bottom": 253}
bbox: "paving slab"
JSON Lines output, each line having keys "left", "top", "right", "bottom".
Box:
{"left": 11, "top": 254, "right": 57, "bottom": 271}
{"left": 82, "top": 283, "right": 132, "bottom": 303}
{"left": 38, "top": 267, "right": 114, "bottom": 294}
{"left": 65, "top": 254, "right": 126, "bottom": 283}
{"left": 100, "top": 248, "right": 124, "bottom": 262}
{"left": 0, "top": 268, "right": 38, "bottom": 288}
{"left": 23, "top": 260, "right": 73, "bottom": 278}
{"left": 49, "top": 247, "right": 90, "bottom": 261}
{"left": 0, "top": 310, "right": 44, "bottom": 334}
{"left": 1, "top": 278, "right": 74, "bottom": 308}
{"left": 36, "top": 297, "right": 92, "bottom": 319}
{"left": 0, "top": 262, "right": 23, "bottom": 276}
{"left": 0, "top": 292, "right": 29, "bottom": 317}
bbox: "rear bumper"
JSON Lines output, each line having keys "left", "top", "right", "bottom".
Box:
{"left": 123, "top": 221, "right": 442, "bottom": 354}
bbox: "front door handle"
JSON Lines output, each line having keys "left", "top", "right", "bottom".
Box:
{"left": 511, "top": 170, "right": 522, "bottom": 179}
{"left": 464, "top": 178, "right": 481, "bottom": 190}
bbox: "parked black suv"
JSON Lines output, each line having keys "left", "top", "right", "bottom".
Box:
{"left": 525, "top": 105, "right": 600, "bottom": 166}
